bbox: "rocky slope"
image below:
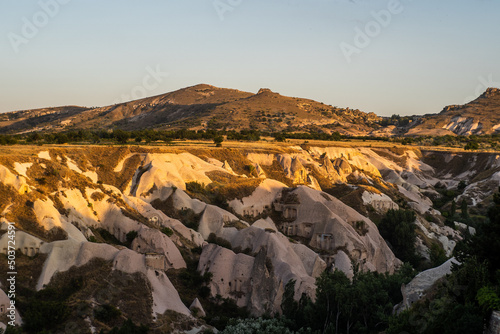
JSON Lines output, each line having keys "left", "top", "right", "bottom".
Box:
{"left": 0, "top": 143, "right": 499, "bottom": 332}
{"left": 0, "top": 84, "right": 380, "bottom": 136}
{"left": 405, "top": 88, "right": 500, "bottom": 136}
{"left": 2, "top": 85, "right": 499, "bottom": 138}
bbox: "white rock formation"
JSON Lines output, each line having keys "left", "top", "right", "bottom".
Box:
{"left": 197, "top": 219, "right": 327, "bottom": 315}
{"left": 33, "top": 199, "right": 87, "bottom": 242}
{"left": 277, "top": 186, "right": 400, "bottom": 273}
{"left": 398, "top": 258, "right": 459, "bottom": 312}
{"left": 37, "top": 150, "right": 51, "bottom": 160}
{"left": 0, "top": 229, "right": 44, "bottom": 256}
{"left": 130, "top": 153, "right": 229, "bottom": 199}
{"left": 37, "top": 239, "right": 190, "bottom": 316}
{"left": 189, "top": 298, "right": 206, "bottom": 317}
{"left": 0, "top": 165, "right": 30, "bottom": 194}
{"left": 361, "top": 190, "right": 399, "bottom": 213}
{"left": 229, "top": 179, "right": 286, "bottom": 217}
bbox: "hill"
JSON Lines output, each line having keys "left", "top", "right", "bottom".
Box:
{"left": 0, "top": 84, "right": 380, "bottom": 136}
{"left": 405, "top": 87, "right": 500, "bottom": 136}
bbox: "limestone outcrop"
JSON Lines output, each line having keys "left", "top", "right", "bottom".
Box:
{"left": 397, "top": 258, "right": 459, "bottom": 312}
{"left": 0, "top": 165, "right": 30, "bottom": 194}
{"left": 275, "top": 186, "right": 400, "bottom": 273}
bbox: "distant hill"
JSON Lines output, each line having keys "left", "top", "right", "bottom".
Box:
{"left": 404, "top": 88, "right": 500, "bottom": 136}
{"left": 1, "top": 85, "right": 499, "bottom": 137}
{"left": 0, "top": 84, "right": 380, "bottom": 135}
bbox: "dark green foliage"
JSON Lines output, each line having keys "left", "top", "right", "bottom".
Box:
{"left": 185, "top": 182, "right": 229, "bottom": 210}
{"left": 207, "top": 233, "right": 232, "bottom": 250}
{"left": 4, "top": 326, "right": 23, "bottom": 334}
{"left": 186, "top": 181, "right": 206, "bottom": 194}
{"left": 456, "top": 187, "right": 500, "bottom": 277}
{"left": 114, "top": 129, "right": 130, "bottom": 144}
{"left": 317, "top": 266, "right": 413, "bottom": 333}
{"left": 461, "top": 199, "right": 469, "bottom": 219}
{"left": 278, "top": 264, "right": 415, "bottom": 334}
{"left": 94, "top": 304, "right": 122, "bottom": 322}
{"left": 0, "top": 134, "right": 18, "bottom": 145}
{"left": 451, "top": 200, "right": 457, "bottom": 217}
{"left": 104, "top": 319, "right": 149, "bottom": 334}
{"left": 281, "top": 279, "right": 299, "bottom": 320}
{"left": 429, "top": 243, "right": 448, "bottom": 267}
{"left": 203, "top": 296, "right": 250, "bottom": 330}
{"left": 477, "top": 286, "right": 500, "bottom": 311}
{"left": 378, "top": 209, "right": 418, "bottom": 265}
{"left": 464, "top": 140, "right": 479, "bottom": 150}
{"left": 213, "top": 135, "right": 224, "bottom": 147}
{"left": 0, "top": 129, "right": 499, "bottom": 150}
{"left": 387, "top": 187, "right": 500, "bottom": 334}
{"left": 178, "top": 208, "right": 201, "bottom": 231}
{"left": 96, "top": 228, "right": 123, "bottom": 245}
{"left": 19, "top": 277, "right": 84, "bottom": 333}
{"left": 273, "top": 133, "right": 286, "bottom": 142}
{"left": 161, "top": 227, "right": 173, "bottom": 237}
{"left": 220, "top": 318, "right": 308, "bottom": 334}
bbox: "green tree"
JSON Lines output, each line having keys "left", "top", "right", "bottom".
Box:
{"left": 464, "top": 141, "right": 479, "bottom": 150}
{"left": 213, "top": 135, "right": 224, "bottom": 147}
{"left": 451, "top": 200, "right": 457, "bottom": 217}
{"left": 461, "top": 199, "right": 469, "bottom": 219}
{"left": 378, "top": 209, "right": 418, "bottom": 265}
{"left": 114, "top": 129, "right": 130, "bottom": 144}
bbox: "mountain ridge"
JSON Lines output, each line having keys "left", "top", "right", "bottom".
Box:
{"left": 1, "top": 84, "right": 499, "bottom": 137}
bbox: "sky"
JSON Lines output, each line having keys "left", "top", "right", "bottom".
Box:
{"left": 1, "top": 0, "right": 500, "bottom": 116}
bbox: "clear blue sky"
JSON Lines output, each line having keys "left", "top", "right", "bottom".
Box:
{"left": 1, "top": 0, "right": 499, "bottom": 116}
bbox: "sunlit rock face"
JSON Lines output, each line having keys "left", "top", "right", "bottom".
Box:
{"left": 274, "top": 186, "right": 400, "bottom": 274}
{"left": 1, "top": 143, "right": 499, "bottom": 327}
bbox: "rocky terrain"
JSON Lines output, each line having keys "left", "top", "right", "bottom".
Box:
{"left": 404, "top": 88, "right": 500, "bottom": 136}
{"left": 1, "top": 141, "right": 499, "bottom": 332}
{"left": 1, "top": 85, "right": 499, "bottom": 138}
{"left": 0, "top": 85, "right": 380, "bottom": 136}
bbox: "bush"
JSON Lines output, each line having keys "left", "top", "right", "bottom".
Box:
{"left": 213, "top": 136, "right": 224, "bottom": 147}
{"left": 186, "top": 181, "right": 206, "bottom": 194}
{"left": 106, "top": 319, "right": 149, "bottom": 334}
{"left": 207, "top": 233, "right": 232, "bottom": 250}
{"left": 94, "top": 304, "right": 121, "bottom": 322}
{"left": 161, "top": 227, "right": 173, "bottom": 237}
{"left": 220, "top": 318, "right": 299, "bottom": 334}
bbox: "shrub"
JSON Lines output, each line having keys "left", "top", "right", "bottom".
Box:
{"left": 207, "top": 233, "right": 232, "bottom": 250}
{"left": 94, "top": 304, "right": 121, "bottom": 322}
{"left": 378, "top": 209, "right": 418, "bottom": 265}
{"left": 161, "top": 227, "right": 173, "bottom": 237}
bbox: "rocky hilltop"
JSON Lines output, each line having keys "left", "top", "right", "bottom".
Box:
{"left": 2, "top": 85, "right": 499, "bottom": 138}
{"left": 0, "top": 84, "right": 380, "bottom": 136}
{"left": 405, "top": 87, "right": 500, "bottom": 136}
{"left": 1, "top": 142, "right": 499, "bottom": 332}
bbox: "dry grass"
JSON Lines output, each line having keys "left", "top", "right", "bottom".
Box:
{"left": 206, "top": 171, "right": 264, "bottom": 201}
{"left": 260, "top": 160, "right": 294, "bottom": 187}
